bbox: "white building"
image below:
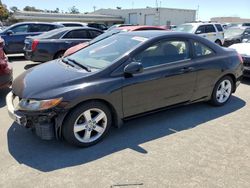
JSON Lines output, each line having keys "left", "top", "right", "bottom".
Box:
{"left": 13, "top": 11, "right": 124, "bottom": 25}
{"left": 92, "top": 7, "right": 196, "bottom": 26}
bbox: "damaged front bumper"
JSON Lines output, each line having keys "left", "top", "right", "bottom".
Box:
{"left": 6, "top": 92, "right": 67, "bottom": 140}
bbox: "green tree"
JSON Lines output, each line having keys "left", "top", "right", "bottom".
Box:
{"left": 68, "top": 6, "right": 80, "bottom": 14}
{"left": 0, "top": 4, "right": 9, "bottom": 21}
{"left": 23, "top": 6, "right": 42, "bottom": 12}
{"left": 10, "top": 6, "right": 19, "bottom": 12}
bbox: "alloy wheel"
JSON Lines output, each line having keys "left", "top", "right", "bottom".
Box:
{"left": 216, "top": 80, "right": 232, "bottom": 103}
{"left": 73, "top": 108, "right": 107, "bottom": 143}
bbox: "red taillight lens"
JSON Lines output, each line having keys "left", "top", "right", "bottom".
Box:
{"left": 237, "top": 53, "right": 243, "bottom": 64}
{"left": 31, "top": 39, "right": 39, "bottom": 51}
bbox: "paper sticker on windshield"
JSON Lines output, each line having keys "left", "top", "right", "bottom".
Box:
{"left": 132, "top": 36, "right": 148, "bottom": 42}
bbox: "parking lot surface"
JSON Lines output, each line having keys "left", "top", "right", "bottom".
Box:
{"left": 0, "top": 56, "right": 250, "bottom": 188}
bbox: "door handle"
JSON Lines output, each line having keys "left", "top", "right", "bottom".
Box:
{"left": 181, "top": 67, "right": 194, "bottom": 73}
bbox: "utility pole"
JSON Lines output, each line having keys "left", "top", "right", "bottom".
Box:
{"left": 196, "top": 5, "right": 200, "bottom": 21}
{"left": 93, "top": 6, "right": 96, "bottom": 12}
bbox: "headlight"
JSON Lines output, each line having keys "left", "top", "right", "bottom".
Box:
{"left": 18, "top": 98, "right": 62, "bottom": 111}
{"left": 242, "top": 39, "right": 249, "bottom": 43}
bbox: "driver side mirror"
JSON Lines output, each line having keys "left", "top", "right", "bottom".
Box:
{"left": 195, "top": 30, "right": 202, "bottom": 34}
{"left": 124, "top": 62, "right": 143, "bottom": 76}
{"left": 6, "top": 30, "right": 14, "bottom": 35}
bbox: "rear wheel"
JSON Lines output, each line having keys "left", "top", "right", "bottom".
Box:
{"left": 210, "top": 76, "right": 233, "bottom": 106}
{"left": 62, "top": 101, "right": 112, "bottom": 147}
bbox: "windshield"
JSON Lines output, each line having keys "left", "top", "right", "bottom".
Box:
{"left": 66, "top": 34, "right": 148, "bottom": 70}
{"left": 225, "top": 28, "right": 245, "bottom": 37}
{"left": 174, "top": 24, "right": 194, "bottom": 33}
{"left": 89, "top": 29, "right": 123, "bottom": 44}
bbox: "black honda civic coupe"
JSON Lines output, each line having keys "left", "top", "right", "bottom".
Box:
{"left": 6, "top": 31, "right": 243, "bottom": 147}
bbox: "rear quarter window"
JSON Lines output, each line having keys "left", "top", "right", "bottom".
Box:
{"left": 193, "top": 41, "right": 215, "bottom": 57}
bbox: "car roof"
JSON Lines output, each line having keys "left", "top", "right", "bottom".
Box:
{"left": 116, "top": 25, "right": 166, "bottom": 31}
{"left": 52, "top": 26, "right": 103, "bottom": 32}
{"left": 182, "top": 22, "right": 222, "bottom": 26}
{"left": 12, "top": 22, "right": 60, "bottom": 26}
{"left": 54, "top": 22, "right": 87, "bottom": 25}
{"left": 118, "top": 30, "right": 197, "bottom": 38}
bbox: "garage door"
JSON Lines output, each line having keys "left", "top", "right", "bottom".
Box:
{"left": 145, "top": 14, "right": 155, "bottom": 25}
{"left": 129, "top": 13, "right": 138, "bottom": 25}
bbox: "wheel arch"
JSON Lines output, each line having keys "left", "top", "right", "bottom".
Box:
{"left": 216, "top": 73, "right": 237, "bottom": 92}
{"left": 61, "top": 98, "right": 121, "bottom": 129}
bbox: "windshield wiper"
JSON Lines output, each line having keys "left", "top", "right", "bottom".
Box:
{"left": 67, "top": 58, "right": 91, "bottom": 72}
{"left": 61, "top": 58, "right": 75, "bottom": 67}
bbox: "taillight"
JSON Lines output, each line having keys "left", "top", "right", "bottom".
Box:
{"left": 31, "top": 39, "right": 39, "bottom": 51}
{"left": 237, "top": 53, "right": 243, "bottom": 64}
{"left": 0, "top": 62, "right": 7, "bottom": 69}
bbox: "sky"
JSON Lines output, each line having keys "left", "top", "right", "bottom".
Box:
{"left": 2, "top": 0, "right": 250, "bottom": 20}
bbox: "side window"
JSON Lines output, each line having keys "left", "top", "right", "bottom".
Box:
{"left": 89, "top": 30, "right": 103, "bottom": 38}
{"left": 205, "top": 25, "right": 216, "bottom": 33}
{"left": 11, "top": 24, "right": 29, "bottom": 33}
{"left": 133, "top": 40, "right": 190, "bottom": 68}
{"left": 195, "top": 26, "right": 205, "bottom": 34}
{"left": 29, "top": 24, "right": 55, "bottom": 32}
{"left": 63, "top": 30, "right": 90, "bottom": 39}
{"left": 215, "top": 24, "right": 223, "bottom": 32}
{"left": 193, "top": 41, "right": 214, "bottom": 57}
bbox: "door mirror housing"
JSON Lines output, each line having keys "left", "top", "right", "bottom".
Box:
{"left": 195, "top": 30, "right": 202, "bottom": 34}
{"left": 124, "top": 62, "right": 143, "bottom": 75}
{"left": 6, "top": 30, "right": 14, "bottom": 35}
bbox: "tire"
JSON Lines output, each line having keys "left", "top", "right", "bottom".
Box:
{"left": 62, "top": 101, "right": 112, "bottom": 147}
{"left": 54, "top": 51, "right": 65, "bottom": 59}
{"left": 210, "top": 76, "right": 234, "bottom": 106}
{"left": 215, "top": 40, "right": 222, "bottom": 46}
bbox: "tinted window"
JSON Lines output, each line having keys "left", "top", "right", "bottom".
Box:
{"left": 215, "top": 24, "right": 223, "bottom": 32}
{"left": 63, "top": 30, "right": 90, "bottom": 39}
{"left": 29, "top": 24, "right": 56, "bottom": 32}
{"left": 205, "top": 25, "right": 216, "bottom": 33}
{"left": 63, "top": 23, "right": 84, "bottom": 27}
{"left": 193, "top": 41, "right": 214, "bottom": 57}
{"left": 242, "top": 23, "right": 250, "bottom": 26}
{"left": 195, "top": 26, "right": 205, "bottom": 34}
{"left": 134, "top": 40, "right": 190, "bottom": 68}
{"left": 89, "top": 30, "right": 103, "bottom": 38}
{"left": 11, "top": 24, "right": 29, "bottom": 33}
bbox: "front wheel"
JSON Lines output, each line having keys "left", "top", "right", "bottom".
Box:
{"left": 62, "top": 101, "right": 112, "bottom": 147}
{"left": 210, "top": 76, "right": 234, "bottom": 106}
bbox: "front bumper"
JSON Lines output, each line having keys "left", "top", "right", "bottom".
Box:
{"left": 6, "top": 92, "right": 58, "bottom": 140}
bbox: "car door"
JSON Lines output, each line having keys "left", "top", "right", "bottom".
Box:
{"left": 3, "top": 23, "right": 31, "bottom": 53}
{"left": 204, "top": 24, "right": 217, "bottom": 42}
{"left": 61, "top": 29, "right": 92, "bottom": 47}
{"left": 190, "top": 40, "right": 221, "bottom": 101}
{"left": 122, "top": 39, "right": 198, "bottom": 117}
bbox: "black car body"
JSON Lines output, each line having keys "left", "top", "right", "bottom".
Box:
{"left": 24, "top": 27, "right": 103, "bottom": 62}
{"left": 7, "top": 31, "right": 243, "bottom": 147}
{"left": 224, "top": 26, "right": 250, "bottom": 47}
{"left": 0, "top": 22, "right": 63, "bottom": 54}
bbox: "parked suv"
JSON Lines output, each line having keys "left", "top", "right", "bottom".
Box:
{"left": 175, "top": 22, "right": 225, "bottom": 45}
{"left": 0, "top": 22, "right": 63, "bottom": 54}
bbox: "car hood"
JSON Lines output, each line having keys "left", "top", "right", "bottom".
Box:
{"left": 12, "top": 59, "right": 92, "bottom": 99}
{"left": 229, "top": 43, "right": 250, "bottom": 56}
